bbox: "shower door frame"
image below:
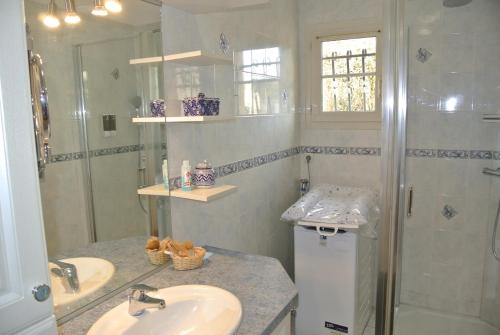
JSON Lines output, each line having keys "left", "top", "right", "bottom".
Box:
{"left": 376, "top": 0, "right": 408, "bottom": 334}
{"left": 73, "top": 44, "right": 98, "bottom": 244}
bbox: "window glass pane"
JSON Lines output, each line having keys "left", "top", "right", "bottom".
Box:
{"left": 349, "top": 56, "right": 363, "bottom": 74}
{"left": 333, "top": 58, "right": 347, "bottom": 75}
{"left": 238, "top": 83, "right": 253, "bottom": 114}
{"left": 336, "top": 77, "right": 350, "bottom": 111}
{"left": 366, "top": 75, "right": 377, "bottom": 111}
{"left": 322, "top": 78, "right": 335, "bottom": 111}
{"left": 321, "top": 37, "right": 376, "bottom": 58}
{"left": 252, "top": 49, "right": 265, "bottom": 64}
{"left": 351, "top": 77, "right": 365, "bottom": 111}
{"left": 266, "top": 47, "right": 280, "bottom": 62}
{"left": 365, "top": 55, "right": 376, "bottom": 73}
{"left": 322, "top": 59, "right": 332, "bottom": 76}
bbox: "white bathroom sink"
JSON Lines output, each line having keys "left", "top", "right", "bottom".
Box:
{"left": 49, "top": 257, "right": 115, "bottom": 307}
{"left": 87, "top": 285, "right": 242, "bottom": 335}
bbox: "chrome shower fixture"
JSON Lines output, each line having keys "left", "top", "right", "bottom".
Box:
{"left": 443, "top": 0, "right": 472, "bottom": 7}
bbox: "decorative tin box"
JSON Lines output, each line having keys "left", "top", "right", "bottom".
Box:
{"left": 150, "top": 99, "right": 165, "bottom": 117}
{"left": 193, "top": 160, "right": 216, "bottom": 188}
{"left": 182, "top": 93, "right": 220, "bottom": 116}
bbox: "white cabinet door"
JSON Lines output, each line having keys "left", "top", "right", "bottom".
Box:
{"left": 0, "top": 1, "right": 56, "bottom": 334}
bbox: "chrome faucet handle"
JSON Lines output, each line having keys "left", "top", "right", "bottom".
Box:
{"left": 129, "top": 284, "right": 158, "bottom": 293}
{"left": 52, "top": 259, "right": 75, "bottom": 270}
{"left": 128, "top": 284, "right": 165, "bottom": 316}
{"left": 50, "top": 259, "right": 80, "bottom": 293}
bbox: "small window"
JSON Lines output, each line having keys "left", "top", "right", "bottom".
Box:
{"left": 311, "top": 32, "right": 381, "bottom": 126}
{"left": 236, "top": 47, "right": 280, "bottom": 115}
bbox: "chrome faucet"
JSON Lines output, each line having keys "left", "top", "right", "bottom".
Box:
{"left": 50, "top": 260, "right": 80, "bottom": 293}
{"left": 128, "top": 284, "right": 165, "bottom": 316}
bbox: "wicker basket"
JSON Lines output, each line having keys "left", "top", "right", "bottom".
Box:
{"left": 170, "top": 247, "right": 206, "bottom": 270}
{"left": 146, "top": 249, "right": 168, "bottom": 265}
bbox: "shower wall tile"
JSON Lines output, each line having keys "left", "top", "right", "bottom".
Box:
{"left": 90, "top": 152, "right": 148, "bottom": 242}
{"left": 39, "top": 160, "right": 90, "bottom": 256}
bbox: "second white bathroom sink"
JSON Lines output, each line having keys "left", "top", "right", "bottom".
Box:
{"left": 49, "top": 257, "right": 115, "bottom": 307}
{"left": 87, "top": 285, "right": 242, "bottom": 335}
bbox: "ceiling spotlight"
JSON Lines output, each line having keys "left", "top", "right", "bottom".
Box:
{"left": 64, "top": 0, "right": 81, "bottom": 24}
{"left": 43, "top": 0, "right": 60, "bottom": 28}
{"left": 91, "top": 0, "right": 108, "bottom": 16}
{"left": 104, "top": 0, "right": 122, "bottom": 13}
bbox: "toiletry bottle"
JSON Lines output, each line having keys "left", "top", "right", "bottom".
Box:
{"left": 162, "top": 159, "right": 169, "bottom": 190}
{"left": 181, "top": 160, "right": 192, "bottom": 192}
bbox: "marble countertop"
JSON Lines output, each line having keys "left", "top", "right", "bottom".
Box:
{"left": 59, "top": 247, "right": 298, "bottom": 335}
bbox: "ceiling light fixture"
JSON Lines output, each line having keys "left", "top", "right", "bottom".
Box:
{"left": 91, "top": 0, "right": 108, "bottom": 16}
{"left": 64, "top": 0, "right": 81, "bottom": 24}
{"left": 104, "top": 0, "right": 122, "bottom": 13}
{"left": 42, "top": 0, "right": 61, "bottom": 28}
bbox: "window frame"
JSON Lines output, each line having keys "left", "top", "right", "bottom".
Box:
{"left": 309, "top": 29, "right": 382, "bottom": 128}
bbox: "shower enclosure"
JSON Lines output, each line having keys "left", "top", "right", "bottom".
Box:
{"left": 378, "top": 0, "right": 500, "bottom": 334}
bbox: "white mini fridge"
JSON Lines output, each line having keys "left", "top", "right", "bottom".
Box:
{"left": 294, "top": 224, "right": 374, "bottom": 335}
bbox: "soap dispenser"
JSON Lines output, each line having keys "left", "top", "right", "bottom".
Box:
{"left": 181, "top": 160, "right": 192, "bottom": 192}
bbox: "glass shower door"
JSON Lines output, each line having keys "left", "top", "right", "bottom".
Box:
{"left": 79, "top": 37, "right": 149, "bottom": 241}
{"left": 393, "top": 0, "right": 500, "bottom": 334}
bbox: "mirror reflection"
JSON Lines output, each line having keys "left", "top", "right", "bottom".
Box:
{"left": 24, "top": 0, "right": 170, "bottom": 320}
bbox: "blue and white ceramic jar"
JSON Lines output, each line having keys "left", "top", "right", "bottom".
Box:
{"left": 150, "top": 99, "right": 165, "bottom": 117}
{"left": 193, "top": 160, "right": 216, "bottom": 188}
{"left": 182, "top": 93, "right": 220, "bottom": 116}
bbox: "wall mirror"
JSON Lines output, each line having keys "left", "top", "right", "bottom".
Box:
{"left": 24, "top": 0, "right": 172, "bottom": 322}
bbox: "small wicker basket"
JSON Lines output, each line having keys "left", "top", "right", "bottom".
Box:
{"left": 169, "top": 247, "right": 206, "bottom": 271}
{"left": 146, "top": 249, "right": 168, "bottom": 265}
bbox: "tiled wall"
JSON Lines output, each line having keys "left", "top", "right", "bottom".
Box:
{"left": 25, "top": 1, "right": 152, "bottom": 255}
{"left": 161, "top": 0, "right": 300, "bottom": 273}
{"left": 401, "top": 0, "right": 500, "bottom": 321}
{"left": 296, "top": 0, "right": 383, "bottom": 190}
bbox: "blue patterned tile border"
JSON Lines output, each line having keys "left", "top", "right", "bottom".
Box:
{"left": 49, "top": 143, "right": 500, "bottom": 166}
{"left": 349, "top": 147, "right": 381, "bottom": 156}
{"left": 48, "top": 144, "right": 147, "bottom": 163}
{"left": 406, "top": 148, "right": 436, "bottom": 158}
{"left": 168, "top": 147, "right": 302, "bottom": 189}
{"left": 470, "top": 150, "right": 493, "bottom": 160}
{"left": 301, "top": 146, "right": 381, "bottom": 156}
{"left": 437, "top": 149, "right": 469, "bottom": 159}
{"left": 302, "top": 146, "right": 499, "bottom": 160}
{"left": 406, "top": 149, "right": 499, "bottom": 160}
{"left": 49, "top": 151, "right": 86, "bottom": 163}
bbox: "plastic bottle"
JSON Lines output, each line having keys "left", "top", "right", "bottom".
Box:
{"left": 162, "top": 159, "right": 169, "bottom": 190}
{"left": 181, "top": 160, "right": 192, "bottom": 192}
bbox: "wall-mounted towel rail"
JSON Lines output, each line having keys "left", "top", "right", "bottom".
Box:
{"left": 483, "top": 167, "right": 500, "bottom": 177}
{"left": 482, "top": 114, "right": 500, "bottom": 122}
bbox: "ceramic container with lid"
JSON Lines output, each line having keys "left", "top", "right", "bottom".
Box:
{"left": 193, "top": 160, "right": 216, "bottom": 188}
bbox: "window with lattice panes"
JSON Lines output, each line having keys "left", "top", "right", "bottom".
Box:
{"left": 321, "top": 36, "right": 377, "bottom": 113}
{"left": 236, "top": 47, "right": 280, "bottom": 115}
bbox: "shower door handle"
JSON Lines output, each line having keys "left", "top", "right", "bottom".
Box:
{"left": 407, "top": 186, "right": 414, "bottom": 217}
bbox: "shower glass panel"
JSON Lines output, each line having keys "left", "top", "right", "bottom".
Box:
{"left": 79, "top": 38, "right": 149, "bottom": 241}
{"left": 391, "top": 0, "right": 500, "bottom": 334}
